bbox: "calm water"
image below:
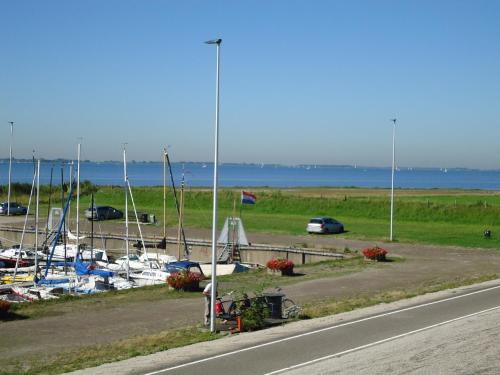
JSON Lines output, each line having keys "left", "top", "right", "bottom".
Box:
{"left": 1, "top": 161, "right": 500, "bottom": 190}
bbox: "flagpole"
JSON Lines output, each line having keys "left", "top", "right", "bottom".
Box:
{"left": 239, "top": 192, "right": 243, "bottom": 220}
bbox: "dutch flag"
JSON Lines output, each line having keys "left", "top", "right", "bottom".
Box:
{"left": 241, "top": 191, "right": 256, "bottom": 205}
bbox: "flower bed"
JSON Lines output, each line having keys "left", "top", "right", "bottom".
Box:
{"left": 0, "top": 300, "right": 11, "bottom": 318}
{"left": 167, "top": 271, "right": 201, "bottom": 291}
{"left": 266, "top": 258, "right": 294, "bottom": 276}
{"left": 362, "top": 246, "right": 388, "bottom": 261}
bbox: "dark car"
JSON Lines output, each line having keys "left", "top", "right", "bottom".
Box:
{"left": 84, "top": 206, "right": 123, "bottom": 221}
{"left": 0, "top": 202, "right": 28, "bottom": 215}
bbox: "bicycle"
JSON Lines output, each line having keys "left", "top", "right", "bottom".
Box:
{"left": 216, "top": 291, "right": 250, "bottom": 321}
{"left": 281, "top": 297, "right": 301, "bottom": 319}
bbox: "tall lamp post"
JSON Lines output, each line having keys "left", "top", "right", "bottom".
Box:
{"left": 7, "top": 121, "right": 14, "bottom": 215}
{"left": 390, "top": 118, "right": 396, "bottom": 241}
{"left": 205, "top": 37, "right": 222, "bottom": 333}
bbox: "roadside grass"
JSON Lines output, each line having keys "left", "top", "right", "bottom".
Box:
{"left": 3, "top": 272, "right": 498, "bottom": 375}
{"left": 217, "top": 256, "right": 398, "bottom": 294}
{"left": 301, "top": 273, "right": 500, "bottom": 319}
{"left": 1, "top": 326, "right": 219, "bottom": 375}
{"left": 8, "top": 284, "right": 197, "bottom": 319}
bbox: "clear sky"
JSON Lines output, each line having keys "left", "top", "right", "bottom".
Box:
{"left": 1, "top": 1, "right": 499, "bottom": 168}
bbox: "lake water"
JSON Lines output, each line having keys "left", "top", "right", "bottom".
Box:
{"left": 1, "top": 161, "right": 500, "bottom": 190}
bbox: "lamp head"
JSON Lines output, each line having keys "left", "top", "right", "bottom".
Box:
{"left": 205, "top": 38, "right": 222, "bottom": 45}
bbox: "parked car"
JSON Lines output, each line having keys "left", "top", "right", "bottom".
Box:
{"left": 0, "top": 202, "right": 28, "bottom": 215}
{"left": 307, "top": 217, "right": 344, "bottom": 234}
{"left": 84, "top": 206, "right": 123, "bottom": 221}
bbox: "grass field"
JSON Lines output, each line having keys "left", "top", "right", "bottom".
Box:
{"left": 2, "top": 184, "right": 500, "bottom": 249}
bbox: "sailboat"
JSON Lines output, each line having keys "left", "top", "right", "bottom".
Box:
{"left": 120, "top": 146, "right": 176, "bottom": 284}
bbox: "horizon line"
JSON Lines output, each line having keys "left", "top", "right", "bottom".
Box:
{"left": 0, "top": 158, "right": 498, "bottom": 172}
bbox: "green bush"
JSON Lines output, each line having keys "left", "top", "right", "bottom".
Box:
{"left": 240, "top": 293, "right": 269, "bottom": 331}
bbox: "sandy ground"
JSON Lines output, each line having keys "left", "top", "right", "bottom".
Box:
{"left": 1, "top": 217, "right": 500, "bottom": 364}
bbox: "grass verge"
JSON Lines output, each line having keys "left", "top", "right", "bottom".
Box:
{"left": 1, "top": 326, "right": 219, "bottom": 375}
{"left": 3, "top": 186, "right": 500, "bottom": 249}
{"left": 9, "top": 284, "right": 199, "bottom": 320}
{"left": 301, "top": 273, "right": 500, "bottom": 318}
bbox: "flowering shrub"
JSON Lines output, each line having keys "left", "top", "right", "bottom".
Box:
{"left": 267, "top": 258, "right": 294, "bottom": 271}
{"left": 0, "top": 300, "right": 11, "bottom": 313}
{"left": 362, "top": 246, "right": 388, "bottom": 261}
{"left": 167, "top": 271, "right": 201, "bottom": 291}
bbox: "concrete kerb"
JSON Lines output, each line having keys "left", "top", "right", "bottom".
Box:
{"left": 65, "top": 278, "right": 500, "bottom": 375}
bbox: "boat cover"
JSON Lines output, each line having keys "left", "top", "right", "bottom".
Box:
{"left": 75, "top": 258, "right": 113, "bottom": 277}
{"left": 37, "top": 277, "right": 71, "bottom": 285}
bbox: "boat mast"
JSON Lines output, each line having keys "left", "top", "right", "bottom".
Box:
{"left": 126, "top": 180, "right": 147, "bottom": 260}
{"left": 68, "top": 160, "right": 73, "bottom": 227}
{"left": 13, "top": 168, "right": 36, "bottom": 282}
{"left": 165, "top": 151, "right": 189, "bottom": 258}
{"left": 44, "top": 166, "right": 53, "bottom": 245}
{"left": 163, "top": 148, "right": 167, "bottom": 245}
{"left": 34, "top": 159, "right": 40, "bottom": 284}
{"left": 7, "top": 121, "right": 13, "bottom": 216}
{"left": 76, "top": 142, "right": 81, "bottom": 258}
{"left": 123, "top": 144, "right": 130, "bottom": 281}
{"left": 231, "top": 197, "right": 237, "bottom": 262}
{"left": 44, "top": 177, "right": 75, "bottom": 278}
{"left": 177, "top": 170, "right": 185, "bottom": 261}
{"left": 61, "top": 166, "right": 67, "bottom": 274}
{"left": 91, "top": 193, "right": 94, "bottom": 263}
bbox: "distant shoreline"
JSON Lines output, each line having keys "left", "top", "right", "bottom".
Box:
{"left": 0, "top": 159, "right": 498, "bottom": 172}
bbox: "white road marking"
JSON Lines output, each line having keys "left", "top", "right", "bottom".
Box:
{"left": 263, "top": 305, "right": 500, "bottom": 374}
{"left": 143, "top": 283, "right": 500, "bottom": 375}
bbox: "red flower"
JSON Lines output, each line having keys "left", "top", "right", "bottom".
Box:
{"left": 266, "top": 258, "right": 294, "bottom": 271}
{"left": 167, "top": 271, "right": 201, "bottom": 290}
{"left": 362, "top": 246, "right": 388, "bottom": 261}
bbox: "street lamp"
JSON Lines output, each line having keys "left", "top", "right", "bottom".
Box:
{"left": 390, "top": 118, "right": 396, "bottom": 241}
{"left": 205, "top": 37, "right": 222, "bottom": 333}
{"left": 7, "top": 121, "right": 14, "bottom": 215}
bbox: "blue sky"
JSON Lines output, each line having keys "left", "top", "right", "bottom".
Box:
{"left": 1, "top": 1, "right": 499, "bottom": 168}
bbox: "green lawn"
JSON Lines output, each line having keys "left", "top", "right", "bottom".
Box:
{"left": 3, "top": 185, "right": 500, "bottom": 249}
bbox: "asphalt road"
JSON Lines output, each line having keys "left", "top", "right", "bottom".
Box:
{"left": 146, "top": 284, "right": 500, "bottom": 375}
{"left": 283, "top": 307, "right": 500, "bottom": 374}
{"left": 69, "top": 280, "right": 500, "bottom": 375}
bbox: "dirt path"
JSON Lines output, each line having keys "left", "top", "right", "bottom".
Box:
{"left": 2, "top": 231, "right": 500, "bottom": 363}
